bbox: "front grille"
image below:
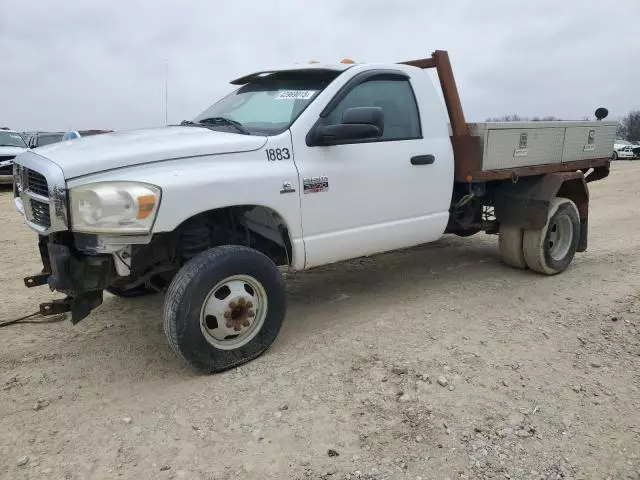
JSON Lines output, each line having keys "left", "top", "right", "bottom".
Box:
{"left": 30, "top": 199, "right": 51, "bottom": 228}
{"left": 13, "top": 155, "right": 67, "bottom": 234}
{"left": 27, "top": 169, "right": 49, "bottom": 197}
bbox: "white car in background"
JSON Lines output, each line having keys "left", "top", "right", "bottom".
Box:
{"left": 0, "top": 129, "right": 28, "bottom": 183}
{"left": 612, "top": 139, "right": 636, "bottom": 160}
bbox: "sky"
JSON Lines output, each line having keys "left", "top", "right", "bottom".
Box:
{"left": 1, "top": 0, "right": 639, "bottom": 132}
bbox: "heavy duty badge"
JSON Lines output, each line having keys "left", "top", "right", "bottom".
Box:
{"left": 303, "top": 176, "right": 329, "bottom": 194}
{"left": 280, "top": 181, "right": 296, "bottom": 194}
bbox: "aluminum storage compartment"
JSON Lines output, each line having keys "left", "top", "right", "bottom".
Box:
{"left": 467, "top": 121, "right": 617, "bottom": 171}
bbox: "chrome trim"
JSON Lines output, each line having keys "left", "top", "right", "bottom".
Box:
{"left": 13, "top": 151, "right": 68, "bottom": 235}
{"left": 13, "top": 196, "right": 24, "bottom": 215}
{"left": 24, "top": 189, "right": 49, "bottom": 204}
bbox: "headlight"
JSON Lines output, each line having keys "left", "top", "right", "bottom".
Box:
{"left": 69, "top": 181, "right": 161, "bottom": 234}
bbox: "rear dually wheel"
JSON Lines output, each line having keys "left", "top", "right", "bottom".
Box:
{"left": 522, "top": 197, "right": 581, "bottom": 275}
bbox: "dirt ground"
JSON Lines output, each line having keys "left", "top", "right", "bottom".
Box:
{"left": 1, "top": 163, "right": 639, "bottom": 480}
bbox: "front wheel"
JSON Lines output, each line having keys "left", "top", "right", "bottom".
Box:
{"left": 522, "top": 197, "right": 580, "bottom": 275}
{"left": 163, "top": 245, "right": 286, "bottom": 373}
{"left": 611, "top": 151, "right": 618, "bottom": 160}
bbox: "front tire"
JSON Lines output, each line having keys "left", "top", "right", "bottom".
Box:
{"left": 522, "top": 197, "right": 580, "bottom": 275}
{"left": 612, "top": 151, "right": 618, "bottom": 160}
{"left": 163, "top": 245, "right": 286, "bottom": 373}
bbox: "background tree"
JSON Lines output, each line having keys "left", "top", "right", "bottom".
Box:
{"left": 485, "top": 114, "right": 561, "bottom": 122}
{"left": 616, "top": 111, "right": 640, "bottom": 141}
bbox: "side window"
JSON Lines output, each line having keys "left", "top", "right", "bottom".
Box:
{"left": 326, "top": 78, "right": 421, "bottom": 141}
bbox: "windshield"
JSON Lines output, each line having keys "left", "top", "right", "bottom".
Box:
{"left": 615, "top": 139, "right": 632, "bottom": 145}
{"left": 193, "top": 70, "right": 340, "bottom": 135}
{"left": 0, "top": 131, "right": 27, "bottom": 148}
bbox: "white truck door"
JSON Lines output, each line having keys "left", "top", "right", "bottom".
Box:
{"left": 291, "top": 69, "right": 454, "bottom": 268}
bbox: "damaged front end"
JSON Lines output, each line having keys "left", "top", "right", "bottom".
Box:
{"left": 27, "top": 234, "right": 114, "bottom": 323}
{"left": 14, "top": 152, "right": 172, "bottom": 324}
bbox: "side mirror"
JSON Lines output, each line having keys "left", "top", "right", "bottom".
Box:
{"left": 342, "top": 106, "right": 384, "bottom": 130}
{"left": 314, "top": 107, "right": 384, "bottom": 146}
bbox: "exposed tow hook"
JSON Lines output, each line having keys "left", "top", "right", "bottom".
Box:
{"left": 24, "top": 269, "right": 103, "bottom": 324}
{"left": 24, "top": 273, "right": 73, "bottom": 317}
{"left": 223, "top": 298, "right": 255, "bottom": 332}
{"left": 24, "top": 273, "right": 50, "bottom": 288}
{"left": 39, "top": 298, "right": 72, "bottom": 316}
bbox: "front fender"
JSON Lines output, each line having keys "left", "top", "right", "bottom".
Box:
{"left": 65, "top": 135, "right": 305, "bottom": 266}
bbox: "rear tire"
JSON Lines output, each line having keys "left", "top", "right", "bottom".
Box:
{"left": 163, "top": 245, "right": 286, "bottom": 373}
{"left": 522, "top": 197, "right": 580, "bottom": 275}
{"left": 498, "top": 225, "right": 527, "bottom": 269}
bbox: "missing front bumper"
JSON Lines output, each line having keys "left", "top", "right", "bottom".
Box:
{"left": 25, "top": 240, "right": 115, "bottom": 324}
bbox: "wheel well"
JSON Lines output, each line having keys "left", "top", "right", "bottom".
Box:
{"left": 491, "top": 172, "right": 589, "bottom": 230}
{"left": 110, "top": 206, "right": 293, "bottom": 293}
{"left": 557, "top": 178, "right": 589, "bottom": 217}
{"left": 174, "top": 205, "right": 293, "bottom": 267}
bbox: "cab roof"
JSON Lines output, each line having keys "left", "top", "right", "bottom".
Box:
{"left": 230, "top": 63, "right": 355, "bottom": 85}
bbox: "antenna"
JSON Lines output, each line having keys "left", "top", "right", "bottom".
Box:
{"left": 164, "top": 60, "right": 169, "bottom": 125}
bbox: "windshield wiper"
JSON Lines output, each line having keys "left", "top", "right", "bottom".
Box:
{"left": 200, "top": 117, "right": 251, "bottom": 135}
{"left": 181, "top": 117, "right": 251, "bottom": 135}
{"left": 0, "top": 144, "right": 24, "bottom": 147}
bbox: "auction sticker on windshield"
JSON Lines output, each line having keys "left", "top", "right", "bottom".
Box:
{"left": 275, "top": 90, "right": 317, "bottom": 100}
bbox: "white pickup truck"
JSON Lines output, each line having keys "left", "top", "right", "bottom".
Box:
{"left": 13, "top": 50, "right": 616, "bottom": 372}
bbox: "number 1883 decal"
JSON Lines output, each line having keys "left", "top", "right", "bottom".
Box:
{"left": 265, "top": 148, "right": 290, "bottom": 161}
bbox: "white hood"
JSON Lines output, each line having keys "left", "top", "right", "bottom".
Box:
{"left": 0, "top": 146, "right": 28, "bottom": 157}
{"left": 28, "top": 126, "right": 268, "bottom": 178}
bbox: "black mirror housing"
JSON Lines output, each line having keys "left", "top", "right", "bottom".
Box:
{"left": 342, "top": 107, "right": 384, "bottom": 130}
{"left": 315, "top": 123, "right": 382, "bottom": 145}
{"left": 312, "top": 106, "right": 384, "bottom": 146}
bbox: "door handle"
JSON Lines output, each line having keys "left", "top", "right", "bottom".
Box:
{"left": 410, "top": 155, "right": 435, "bottom": 165}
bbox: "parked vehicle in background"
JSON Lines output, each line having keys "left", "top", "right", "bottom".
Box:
{"left": 631, "top": 141, "right": 640, "bottom": 159}
{"left": 612, "top": 139, "right": 636, "bottom": 160}
{"left": 12, "top": 50, "right": 615, "bottom": 373}
{"left": 61, "top": 129, "right": 112, "bottom": 141}
{"left": 0, "top": 129, "right": 28, "bottom": 183}
{"left": 27, "top": 132, "right": 65, "bottom": 149}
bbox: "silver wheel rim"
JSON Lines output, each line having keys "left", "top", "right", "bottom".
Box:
{"left": 547, "top": 213, "right": 573, "bottom": 261}
{"left": 200, "top": 274, "right": 268, "bottom": 351}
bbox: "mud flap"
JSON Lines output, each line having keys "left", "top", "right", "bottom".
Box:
{"left": 577, "top": 217, "right": 588, "bottom": 252}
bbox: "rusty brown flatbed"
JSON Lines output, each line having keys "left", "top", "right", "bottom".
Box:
{"left": 399, "top": 51, "right": 613, "bottom": 184}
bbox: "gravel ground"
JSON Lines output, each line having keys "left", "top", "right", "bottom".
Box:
{"left": 1, "top": 162, "right": 639, "bottom": 480}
